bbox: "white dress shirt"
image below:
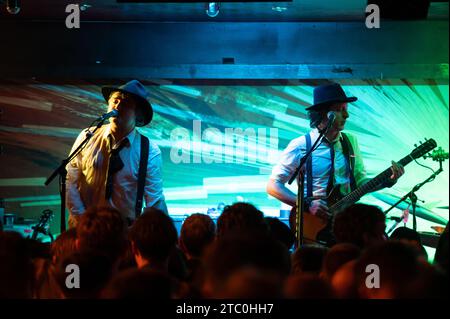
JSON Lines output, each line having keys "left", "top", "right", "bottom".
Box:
{"left": 66, "top": 125, "right": 166, "bottom": 220}
{"left": 270, "top": 128, "right": 367, "bottom": 199}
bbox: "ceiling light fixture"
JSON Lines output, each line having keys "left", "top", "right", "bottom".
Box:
{"left": 205, "top": 2, "right": 220, "bottom": 18}
{"left": 80, "top": 4, "right": 92, "bottom": 12}
{"left": 272, "top": 5, "right": 287, "bottom": 13}
{"left": 6, "top": 0, "right": 20, "bottom": 14}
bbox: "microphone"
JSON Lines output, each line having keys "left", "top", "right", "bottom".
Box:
{"left": 97, "top": 109, "right": 118, "bottom": 121}
{"left": 319, "top": 111, "right": 336, "bottom": 133}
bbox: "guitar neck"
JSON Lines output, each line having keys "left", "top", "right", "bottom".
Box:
{"left": 330, "top": 154, "right": 414, "bottom": 213}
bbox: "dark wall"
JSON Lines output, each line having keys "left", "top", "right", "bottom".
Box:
{"left": 0, "top": 21, "right": 448, "bottom": 79}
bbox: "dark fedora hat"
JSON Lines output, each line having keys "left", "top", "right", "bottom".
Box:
{"left": 305, "top": 83, "right": 357, "bottom": 111}
{"left": 102, "top": 80, "right": 153, "bottom": 127}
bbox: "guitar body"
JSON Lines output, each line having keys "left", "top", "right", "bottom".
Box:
{"left": 289, "top": 186, "right": 344, "bottom": 246}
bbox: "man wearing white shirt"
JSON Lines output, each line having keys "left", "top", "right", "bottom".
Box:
{"left": 267, "top": 83, "right": 404, "bottom": 244}
{"left": 66, "top": 80, "right": 167, "bottom": 227}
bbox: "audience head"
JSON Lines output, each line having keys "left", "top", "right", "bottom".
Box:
{"left": 0, "top": 231, "right": 34, "bottom": 298}
{"left": 217, "top": 202, "right": 268, "bottom": 238}
{"left": 220, "top": 266, "right": 284, "bottom": 298}
{"left": 51, "top": 227, "right": 77, "bottom": 265}
{"left": 389, "top": 226, "right": 427, "bottom": 259}
{"left": 265, "top": 217, "right": 295, "bottom": 250}
{"left": 434, "top": 222, "right": 449, "bottom": 276}
{"left": 321, "top": 243, "right": 361, "bottom": 282}
{"left": 102, "top": 268, "right": 173, "bottom": 299}
{"left": 55, "top": 250, "right": 114, "bottom": 298}
{"left": 284, "top": 273, "right": 335, "bottom": 299}
{"left": 167, "top": 246, "right": 189, "bottom": 281}
{"left": 390, "top": 226, "right": 421, "bottom": 242}
{"left": 129, "top": 207, "right": 178, "bottom": 268}
{"left": 179, "top": 213, "right": 215, "bottom": 259}
{"left": 330, "top": 260, "right": 359, "bottom": 299}
{"left": 333, "top": 204, "right": 386, "bottom": 249}
{"left": 202, "top": 233, "right": 290, "bottom": 297}
{"left": 291, "top": 244, "right": 328, "bottom": 275}
{"left": 355, "top": 241, "right": 422, "bottom": 298}
{"left": 401, "top": 261, "right": 449, "bottom": 298}
{"left": 76, "top": 206, "right": 127, "bottom": 262}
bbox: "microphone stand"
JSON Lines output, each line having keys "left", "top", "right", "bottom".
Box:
{"left": 45, "top": 117, "right": 108, "bottom": 233}
{"left": 288, "top": 126, "right": 329, "bottom": 249}
{"left": 386, "top": 214, "right": 408, "bottom": 236}
{"left": 384, "top": 157, "right": 444, "bottom": 232}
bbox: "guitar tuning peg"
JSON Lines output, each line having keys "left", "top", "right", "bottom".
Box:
{"left": 414, "top": 144, "right": 417, "bottom": 147}
{"left": 419, "top": 141, "right": 423, "bottom": 144}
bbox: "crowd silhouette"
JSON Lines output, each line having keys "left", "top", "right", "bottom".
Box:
{"left": 0, "top": 202, "right": 448, "bottom": 299}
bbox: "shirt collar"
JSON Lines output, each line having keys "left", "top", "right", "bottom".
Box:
{"left": 310, "top": 127, "right": 341, "bottom": 144}
{"left": 103, "top": 125, "right": 136, "bottom": 146}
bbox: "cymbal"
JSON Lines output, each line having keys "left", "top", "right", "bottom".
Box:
{"left": 431, "top": 226, "right": 445, "bottom": 234}
{"left": 372, "top": 193, "right": 448, "bottom": 225}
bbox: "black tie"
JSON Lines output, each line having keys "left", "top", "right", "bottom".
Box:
{"left": 105, "top": 137, "right": 129, "bottom": 200}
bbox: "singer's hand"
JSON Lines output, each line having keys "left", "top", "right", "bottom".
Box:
{"left": 389, "top": 161, "right": 405, "bottom": 180}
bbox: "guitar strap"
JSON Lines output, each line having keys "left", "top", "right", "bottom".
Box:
{"left": 340, "top": 132, "right": 357, "bottom": 191}
{"left": 135, "top": 134, "right": 149, "bottom": 219}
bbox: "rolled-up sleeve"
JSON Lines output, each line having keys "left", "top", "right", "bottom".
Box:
{"left": 144, "top": 143, "right": 167, "bottom": 213}
{"left": 269, "top": 136, "right": 306, "bottom": 184}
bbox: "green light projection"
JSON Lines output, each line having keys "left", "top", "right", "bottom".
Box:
{"left": 0, "top": 79, "right": 448, "bottom": 252}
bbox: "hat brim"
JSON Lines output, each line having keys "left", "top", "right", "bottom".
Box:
{"left": 305, "top": 96, "right": 357, "bottom": 111}
{"left": 102, "top": 87, "right": 153, "bottom": 127}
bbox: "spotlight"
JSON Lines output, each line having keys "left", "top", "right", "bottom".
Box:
{"left": 272, "top": 6, "right": 287, "bottom": 13}
{"left": 80, "top": 4, "right": 92, "bottom": 12}
{"left": 6, "top": 0, "right": 20, "bottom": 15}
{"left": 205, "top": 2, "right": 220, "bottom": 18}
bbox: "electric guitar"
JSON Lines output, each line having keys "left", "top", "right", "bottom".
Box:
{"left": 290, "top": 138, "right": 437, "bottom": 245}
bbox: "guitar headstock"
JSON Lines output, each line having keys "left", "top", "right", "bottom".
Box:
{"left": 36, "top": 209, "right": 53, "bottom": 227}
{"left": 32, "top": 209, "right": 54, "bottom": 239}
{"left": 411, "top": 138, "right": 437, "bottom": 160}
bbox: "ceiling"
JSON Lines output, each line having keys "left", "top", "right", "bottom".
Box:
{"left": 0, "top": 0, "right": 447, "bottom": 22}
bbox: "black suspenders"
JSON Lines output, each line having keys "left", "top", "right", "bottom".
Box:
{"left": 340, "top": 132, "right": 357, "bottom": 191}
{"left": 135, "top": 134, "right": 149, "bottom": 218}
{"left": 304, "top": 132, "right": 356, "bottom": 197}
{"left": 305, "top": 133, "right": 313, "bottom": 198}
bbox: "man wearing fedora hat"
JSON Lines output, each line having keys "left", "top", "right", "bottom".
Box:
{"left": 267, "top": 82, "right": 404, "bottom": 243}
{"left": 66, "top": 80, "right": 167, "bottom": 227}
